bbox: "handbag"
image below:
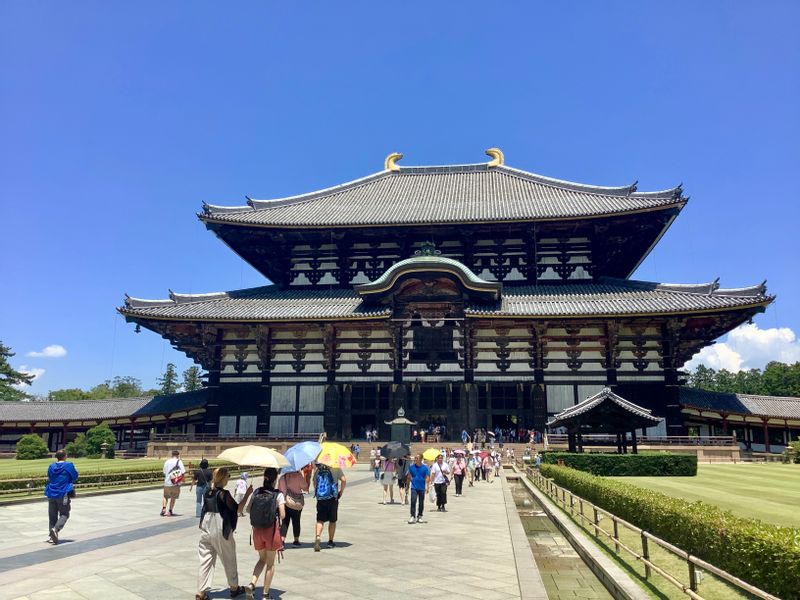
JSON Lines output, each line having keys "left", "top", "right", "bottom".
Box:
{"left": 168, "top": 459, "right": 185, "bottom": 485}
{"left": 285, "top": 490, "right": 304, "bottom": 511}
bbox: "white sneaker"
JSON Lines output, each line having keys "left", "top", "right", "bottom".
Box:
{"left": 408, "top": 516, "right": 416, "bottom": 524}
{"left": 416, "top": 516, "right": 425, "bottom": 523}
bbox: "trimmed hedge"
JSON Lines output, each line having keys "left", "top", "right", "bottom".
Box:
{"left": 15, "top": 434, "right": 49, "bottom": 460}
{"left": 539, "top": 464, "right": 800, "bottom": 600}
{"left": 540, "top": 452, "right": 697, "bottom": 476}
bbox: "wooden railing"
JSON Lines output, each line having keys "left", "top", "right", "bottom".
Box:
{"left": 522, "top": 465, "right": 780, "bottom": 600}
{"left": 150, "top": 432, "right": 321, "bottom": 442}
{"left": 546, "top": 434, "right": 737, "bottom": 447}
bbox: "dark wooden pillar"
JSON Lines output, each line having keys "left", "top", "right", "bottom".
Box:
{"left": 763, "top": 419, "right": 771, "bottom": 453}
{"left": 721, "top": 413, "right": 729, "bottom": 435}
{"left": 631, "top": 430, "right": 638, "bottom": 454}
{"left": 164, "top": 414, "right": 171, "bottom": 435}
{"left": 342, "top": 384, "right": 352, "bottom": 441}
{"left": 568, "top": 432, "right": 576, "bottom": 452}
{"left": 129, "top": 420, "right": 136, "bottom": 450}
{"left": 467, "top": 383, "right": 478, "bottom": 431}
{"left": 616, "top": 433, "right": 622, "bottom": 454}
{"left": 577, "top": 432, "right": 584, "bottom": 453}
{"left": 62, "top": 423, "right": 68, "bottom": 449}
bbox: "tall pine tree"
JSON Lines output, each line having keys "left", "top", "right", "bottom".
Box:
{"left": 0, "top": 341, "right": 34, "bottom": 401}
{"left": 157, "top": 363, "right": 179, "bottom": 395}
{"left": 182, "top": 366, "right": 202, "bottom": 392}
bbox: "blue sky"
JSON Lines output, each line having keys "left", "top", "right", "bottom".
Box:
{"left": 2, "top": 2, "right": 799, "bottom": 396}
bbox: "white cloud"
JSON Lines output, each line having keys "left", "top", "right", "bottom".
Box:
{"left": 13, "top": 365, "right": 46, "bottom": 388}
{"left": 26, "top": 344, "right": 67, "bottom": 358}
{"left": 683, "top": 323, "right": 800, "bottom": 373}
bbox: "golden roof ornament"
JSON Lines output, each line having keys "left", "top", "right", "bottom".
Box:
{"left": 384, "top": 152, "right": 403, "bottom": 172}
{"left": 485, "top": 147, "right": 505, "bottom": 167}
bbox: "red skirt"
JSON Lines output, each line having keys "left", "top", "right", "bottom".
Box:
{"left": 253, "top": 524, "right": 284, "bottom": 551}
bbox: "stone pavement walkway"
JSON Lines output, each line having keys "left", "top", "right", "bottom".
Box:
{"left": 0, "top": 466, "right": 550, "bottom": 600}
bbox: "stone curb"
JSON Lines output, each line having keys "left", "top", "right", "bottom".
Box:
{"left": 500, "top": 474, "right": 549, "bottom": 600}
{"left": 515, "top": 470, "right": 649, "bottom": 600}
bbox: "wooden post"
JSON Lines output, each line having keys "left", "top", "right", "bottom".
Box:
{"left": 688, "top": 560, "right": 698, "bottom": 591}
{"left": 763, "top": 419, "right": 771, "bottom": 453}
{"left": 129, "top": 420, "right": 136, "bottom": 451}
{"left": 631, "top": 430, "right": 638, "bottom": 454}
{"left": 612, "top": 518, "right": 620, "bottom": 552}
{"left": 62, "top": 423, "right": 68, "bottom": 448}
{"left": 641, "top": 533, "right": 651, "bottom": 579}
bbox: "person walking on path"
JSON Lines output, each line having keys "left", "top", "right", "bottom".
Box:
{"left": 245, "top": 467, "right": 285, "bottom": 600}
{"left": 161, "top": 450, "right": 185, "bottom": 517}
{"left": 467, "top": 454, "right": 476, "bottom": 487}
{"left": 196, "top": 467, "right": 252, "bottom": 600}
{"left": 190, "top": 459, "right": 213, "bottom": 518}
{"left": 381, "top": 457, "right": 396, "bottom": 504}
{"left": 45, "top": 449, "right": 78, "bottom": 545}
{"left": 396, "top": 457, "right": 410, "bottom": 505}
{"left": 431, "top": 454, "right": 451, "bottom": 512}
{"left": 452, "top": 454, "right": 466, "bottom": 497}
{"left": 406, "top": 454, "right": 430, "bottom": 524}
{"left": 312, "top": 463, "right": 346, "bottom": 551}
{"left": 372, "top": 454, "right": 381, "bottom": 482}
{"left": 482, "top": 453, "right": 493, "bottom": 483}
{"left": 277, "top": 468, "right": 308, "bottom": 546}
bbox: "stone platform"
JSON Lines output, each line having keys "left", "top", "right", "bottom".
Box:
{"left": 0, "top": 465, "right": 557, "bottom": 599}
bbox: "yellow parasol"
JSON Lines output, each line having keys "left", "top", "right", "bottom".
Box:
{"left": 316, "top": 442, "right": 357, "bottom": 468}
{"left": 422, "top": 448, "right": 441, "bottom": 461}
{"left": 217, "top": 445, "right": 291, "bottom": 468}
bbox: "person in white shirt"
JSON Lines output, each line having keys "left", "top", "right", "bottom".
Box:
{"left": 161, "top": 450, "right": 185, "bottom": 516}
{"left": 431, "top": 454, "right": 451, "bottom": 512}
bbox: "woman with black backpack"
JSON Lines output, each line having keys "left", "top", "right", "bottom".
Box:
{"left": 196, "top": 467, "right": 252, "bottom": 600}
{"left": 244, "top": 467, "right": 285, "bottom": 600}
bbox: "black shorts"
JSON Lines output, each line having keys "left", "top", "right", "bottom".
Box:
{"left": 397, "top": 478, "right": 406, "bottom": 489}
{"left": 316, "top": 498, "right": 339, "bottom": 523}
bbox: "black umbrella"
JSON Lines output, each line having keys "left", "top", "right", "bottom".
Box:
{"left": 379, "top": 441, "right": 411, "bottom": 459}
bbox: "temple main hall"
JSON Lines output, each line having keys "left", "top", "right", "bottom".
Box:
{"left": 119, "top": 149, "right": 773, "bottom": 440}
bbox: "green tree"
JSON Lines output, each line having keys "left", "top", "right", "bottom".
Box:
{"left": 688, "top": 364, "right": 717, "bottom": 390}
{"left": 182, "top": 366, "right": 202, "bottom": 392}
{"left": 0, "top": 341, "right": 34, "bottom": 401}
{"left": 85, "top": 424, "right": 116, "bottom": 458}
{"left": 65, "top": 433, "right": 88, "bottom": 457}
{"left": 158, "top": 363, "right": 179, "bottom": 395}
{"left": 86, "top": 376, "right": 143, "bottom": 399}
{"left": 16, "top": 434, "right": 49, "bottom": 460}
{"left": 48, "top": 388, "right": 89, "bottom": 402}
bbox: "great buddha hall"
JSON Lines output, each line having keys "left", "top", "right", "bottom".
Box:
{"left": 109, "top": 149, "right": 778, "bottom": 443}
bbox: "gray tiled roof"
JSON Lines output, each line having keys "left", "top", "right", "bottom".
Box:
{"left": 200, "top": 163, "right": 685, "bottom": 227}
{"left": 680, "top": 388, "right": 800, "bottom": 420}
{"left": 0, "top": 398, "right": 152, "bottom": 423}
{"left": 547, "top": 387, "right": 662, "bottom": 427}
{"left": 0, "top": 392, "right": 211, "bottom": 424}
{"left": 121, "top": 277, "right": 770, "bottom": 322}
{"left": 468, "top": 278, "right": 771, "bottom": 317}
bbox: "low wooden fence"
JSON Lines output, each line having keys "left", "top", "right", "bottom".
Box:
{"left": 0, "top": 471, "right": 168, "bottom": 498}
{"left": 546, "top": 434, "right": 737, "bottom": 447}
{"left": 523, "top": 466, "right": 780, "bottom": 600}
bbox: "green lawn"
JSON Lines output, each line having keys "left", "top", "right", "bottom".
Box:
{"left": 0, "top": 457, "right": 228, "bottom": 480}
{"left": 610, "top": 463, "right": 800, "bottom": 527}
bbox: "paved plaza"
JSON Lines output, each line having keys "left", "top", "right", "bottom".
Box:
{"left": 0, "top": 466, "right": 556, "bottom": 600}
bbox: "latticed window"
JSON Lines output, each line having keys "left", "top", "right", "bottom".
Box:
{"left": 410, "top": 324, "right": 456, "bottom": 362}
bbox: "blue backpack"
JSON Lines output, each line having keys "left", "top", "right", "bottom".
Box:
{"left": 315, "top": 467, "right": 338, "bottom": 500}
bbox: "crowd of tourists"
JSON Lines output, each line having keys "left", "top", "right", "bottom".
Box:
{"left": 41, "top": 442, "right": 508, "bottom": 599}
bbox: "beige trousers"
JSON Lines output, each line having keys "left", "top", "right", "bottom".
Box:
{"left": 198, "top": 512, "right": 239, "bottom": 592}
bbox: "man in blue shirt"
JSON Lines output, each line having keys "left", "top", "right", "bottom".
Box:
{"left": 45, "top": 450, "right": 79, "bottom": 544}
{"left": 406, "top": 454, "right": 430, "bottom": 524}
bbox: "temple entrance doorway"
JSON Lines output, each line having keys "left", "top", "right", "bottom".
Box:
{"left": 352, "top": 415, "right": 377, "bottom": 440}
{"left": 492, "top": 414, "right": 518, "bottom": 430}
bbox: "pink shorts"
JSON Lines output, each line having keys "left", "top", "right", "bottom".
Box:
{"left": 252, "top": 524, "right": 283, "bottom": 551}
